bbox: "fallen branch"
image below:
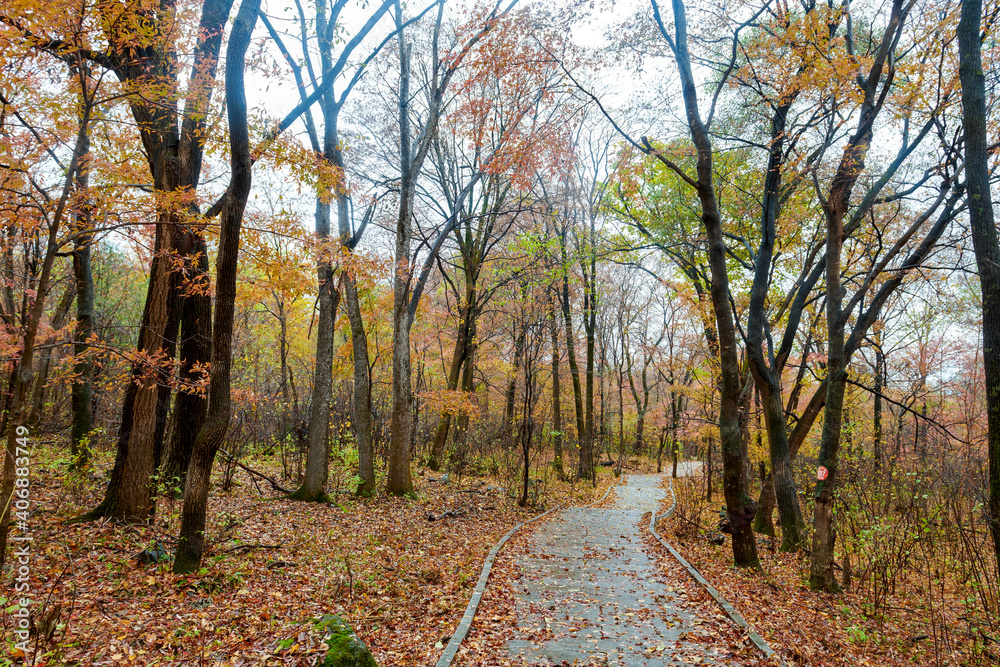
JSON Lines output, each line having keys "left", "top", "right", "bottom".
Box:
{"left": 222, "top": 543, "right": 281, "bottom": 554}
{"left": 219, "top": 448, "right": 292, "bottom": 494}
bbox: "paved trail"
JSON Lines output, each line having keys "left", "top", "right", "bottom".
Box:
{"left": 507, "top": 467, "right": 735, "bottom": 666}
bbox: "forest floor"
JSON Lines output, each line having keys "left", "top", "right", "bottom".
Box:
{"left": 658, "top": 477, "right": 996, "bottom": 667}
{"left": 0, "top": 443, "right": 614, "bottom": 666}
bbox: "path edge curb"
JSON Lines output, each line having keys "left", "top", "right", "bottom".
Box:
{"left": 434, "top": 476, "right": 618, "bottom": 667}
{"left": 650, "top": 478, "right": 788, "bottom": 667}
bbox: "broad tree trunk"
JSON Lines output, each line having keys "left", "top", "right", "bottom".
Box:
{"left": 387, "top": 179, "right": 416, "bottom": 496}
{"left": 160, "top": 245, "right": 211, "bottom": 491}
{"left": 759, "top": 381, "right": 802, "bottom": 547}
{"left": 386, "top": 15, "right": 418, "bottom": 498}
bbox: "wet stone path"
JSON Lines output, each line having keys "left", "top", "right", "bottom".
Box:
{"left": 507, "top": 471, "right": 730, "bottom": 666}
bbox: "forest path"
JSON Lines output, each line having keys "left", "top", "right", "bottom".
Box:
{"left": 506, "top": 468, "right": 739, "bottom": 666}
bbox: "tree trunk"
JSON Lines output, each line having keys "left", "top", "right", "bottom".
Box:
{"left": 386, "top": 25, "right": 416, "bottom": 496}
{"left": 289, "top": 198, "right": 341, "bottom": 503}
{"left": 290, "top": 0, "right": 352, "bottom": 502}
{"left": 580, "top": 222, "right": 597, "bottom": 482}
{"left": 159, "top": 244, "right": 211, "bottom": 491}
{"left": 757, "top": 376, "right": 805, "bottom": 549}
{"left": 70, "top": 150, "right": 96, "bottom": 468}
{"left": 559, "top": 253, "right": 586, "bottom": 473}
{"left": 429, "top": 306, "right": 469, "bottom": 470}
{"left": 706, "top": 433, "right": 713, "bottom": 502}
{"left": 648, "top": 0, "right": 759, "bottom": 568}
{"left": 451, "top": 340, "right": 476, "bottom": 468}
{"left": 550, "top": 301, "right": 564, "bottom": 478}
{"left": 670, "top": 390, "right": 681, "bottom": 477}
{"left": 346, "top": 275, "right": 374, "bottom": 496}
{"left": 173, "top": 0, "right": 257, "bottom": 571}
{"left": 873, "top": 339, "right": 884, "bottom": 472}
{"left": 505, "top": 325, "right": 526, "bottom": 426}
{"left": 809, "top": 0, "right": 907, "bottom": 592}
{"left": 959, "top": 0, "right": 1000, "bottom": 571}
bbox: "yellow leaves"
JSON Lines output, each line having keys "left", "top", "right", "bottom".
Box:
{"left": 418, "top": 389, "right": 482, "bottom": 420}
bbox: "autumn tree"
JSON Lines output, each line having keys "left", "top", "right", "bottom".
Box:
{"left": 173, "top": 0, "right": 258, "bottom": 573}
{"left": 384, "top": 0, "right": 534, "bottom": 496}
{"left": 0, "top": 31, "right": 97, "bottom": 569}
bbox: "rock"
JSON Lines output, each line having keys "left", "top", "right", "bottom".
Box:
{"left": 135, "top": 541, "right": 170, "bottom": 565}
{"left": 708, "top": 533, "right": 725, "bottom": 546}
{"left": 318, "top": 615, "right": 378, "bottom": 667}
{"left": 486, "top": 485, "right": 502, "bottom": 495}
{"left": 440, "top": 473, "right": 450, "bottom": 485}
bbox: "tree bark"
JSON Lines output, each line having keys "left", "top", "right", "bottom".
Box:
{"left": 70, "top": 123, "right": 96, "bottom": 469}
{"left": 386, "top": 13, "right": 417, "bottom": 496}
{"left": 550, "top": 299, "right": 564, "bottom": 477}
{"left": 873, "top": 336, "right": 884, "bottom": 472}
{"left": 811, "top": 0, "right": 909, "bottom": 591}
{"left": 173, "top": 0, "right": 258, "bottom": 572}
{"left": 160, "top": 245, "right": 211, "bottom": 491}
{"left": 84, "top": 0, "right": 234, "bottom": 522}
{"left": 289, "top": 0, "right": 348, "bottom": 503}
{"left": 649, "top": 0, "right": 759, "bottom": 568}
{"left": 744, "top": 91, "right": 807, "bottom": 551}
{"left": 346, "top": 274, "right": 374, "bottom": 496}
{"left": 958, "top": 0, "right": 1000, "bottom": 572}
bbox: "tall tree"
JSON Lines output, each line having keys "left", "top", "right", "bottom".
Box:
{"left": 958, "top": 0, "right": 1000, "bottom": 572}
{"left": 173, "top": 0, "right": 259, "bottom": 572}
{"left": 75, "top": 0, "right": 235, "bottom": 521}
{"left": 0, "top": 63, "right": 94, "bottom": 572}
{"left": 386, "top": 0, "right": 520, "bottom": 496}
{"left": 646, "top": 0, "right": 760, "bottom": 568}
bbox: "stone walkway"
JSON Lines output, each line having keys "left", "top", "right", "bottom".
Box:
{"left": 507, "top": 468, "right": 729, "bottom": 666}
